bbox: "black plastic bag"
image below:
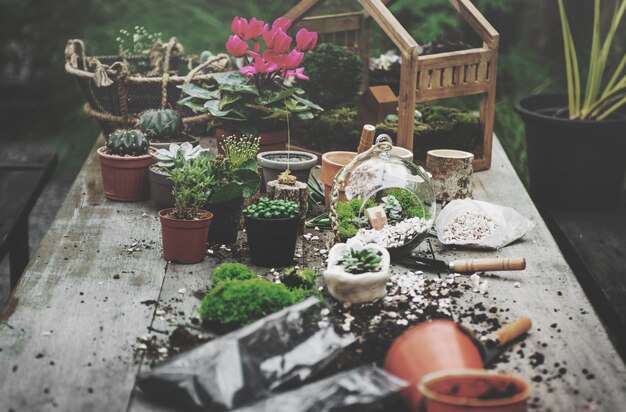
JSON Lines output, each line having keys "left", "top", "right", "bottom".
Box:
{"left": 232, "top": 365, "right": 409, "bottom": 412}
{"left": 136, "top": 298, "right": 355, "bottom": 411}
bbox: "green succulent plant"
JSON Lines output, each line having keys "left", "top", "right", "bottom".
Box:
{"left": 243, "top": 197, "right": 299, "bottom": 220}
{"left": 106, "top": 129, "right": 149, "bottom": 156}
{"left": 337, "top": 247, "right": 383, "bottom": 274}
{"left": 136, "top": 109, "right": 183, "bottom": 142}
{"left": 169, "top": 157, "right": 213, "bottom": 220}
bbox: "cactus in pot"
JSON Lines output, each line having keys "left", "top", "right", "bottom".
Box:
{"left": 106, "top": 129, "right": 150, "bottom": 156}
{"left": 136, "top": 109, "right": 197, "bottom": 147}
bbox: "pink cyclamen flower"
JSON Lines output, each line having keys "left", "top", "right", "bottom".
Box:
{"left": 283, "top": 49, "right": 304, "bottom": 69}
{"left": 240, "top": 53, "right": 279, "bottom": 76}
{"left": 272, "top": 17, "right": 292, "bottom": 32}
{"left": 286, "top": 67, "right": 309, "bottom": 81}
{"left": 231, "top": 16, "right": 248, "bottom": 38}
{"left": 243, "top": 17, "right": 267, "bottom": 40}
{"left": 295, "top": 28, "right": 317, "bottom": 52}
{"left": 225, "top": 35, "right": 248, "bottom": 57}
{"left": 263, "top": 28, "right": 292, "bottom": 53}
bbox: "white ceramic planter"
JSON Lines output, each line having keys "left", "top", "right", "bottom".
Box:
{"left": 323, "top": 239, "right": 391, "bottom": 304}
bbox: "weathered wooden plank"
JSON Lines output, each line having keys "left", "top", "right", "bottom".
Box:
{"left": 0, "top": 138, "right": 168, "bottom": 412}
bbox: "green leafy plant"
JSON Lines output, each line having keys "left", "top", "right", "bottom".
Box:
{"left": 385, "top": 189, "right": 430, "bottom": 220}
{"left": 300, "top": 43, "right": 362, "bottom": 109}
{"left": 558, "top": 0, "right": 626, "bottom": 120}
{"left": 279, "top": 267, "right": 317, "bottom": 290}
{"left": 219, "top": 135, "right": 260, "bottom": 167}
{"left": 151, "top": 142, "right": 211, "bottom": 170}
{"left": 106, "top": 129, "right": 149, "bottom": 156}
{"left": 337, "top": 247, "right": 383, "bottom": 274}
{"left": 206, "top": 156, "right": 260, "bottom": 205}
{"left": 169, "top": 158, "right": 213, "bottom": 220}
{"left": 198, "top": 279, "right": 295, "bottom": 328}
{"left": 136, "top": 109, "right": 184, "bottom": 142}
{"left": 212, "top": 262, "right": 257, "bottom": 285}
{"left": 336, "top": 198, "right": 376, "bottom": 240}
{"left": 243, "top": 197, "right": 299, "bottom": 219}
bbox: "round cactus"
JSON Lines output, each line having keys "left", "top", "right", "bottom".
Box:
{"left": 106, "top": 129, "right": 150, "bottom": 156}
{"left": 136, "top": 109, "right": 183, "bottom": 141}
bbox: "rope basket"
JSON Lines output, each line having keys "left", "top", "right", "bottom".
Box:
{"left": 65, "top": 38, "right": 229, "bottom": 135}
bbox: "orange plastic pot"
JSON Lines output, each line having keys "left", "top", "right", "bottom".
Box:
{"left": 320, "top": 151, "right": 356, "bottom": 208}
{"left": 97, "top": 146, "right": 154, "bottom": 201}
{"left": 419, "top": 369, "right": 530, "bottom": 412}
{"left": 214, "top": 128, "right": 287, "bottom": 155}
{"left": 159, "top": 209, "right": 213, "bottom": 264}
{"left": 384, "top": 320, "right": 483, "bottom": 411}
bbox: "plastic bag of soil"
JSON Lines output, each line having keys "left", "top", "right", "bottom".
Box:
{"left": 136, "top": 298, "right": 356, "bottom": 411}
{"left": 231, "top": 364, "right": 409, "bottom": 412}
{"left": 435, "top": 199, "right": 535, "bottom": 249}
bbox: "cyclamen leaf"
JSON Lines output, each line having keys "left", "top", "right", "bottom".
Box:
{"left": 221, "top": 82, "right": 259, "bottom": 95}
{"left": 208, "top": 182, "right": 243, "bottom": 204}
{"left": 204, "top": 100, "right": 235, "bottom": 117}
{"left": 178, "top": 83, "right": 216, "bottom": 99}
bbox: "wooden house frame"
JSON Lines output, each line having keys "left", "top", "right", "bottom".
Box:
{"left": 285, "top": 0, "right": 499, "bottom": 171}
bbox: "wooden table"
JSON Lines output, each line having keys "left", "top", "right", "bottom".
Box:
{"left": 1, "top": 137, "right": 625, "bottom": 412}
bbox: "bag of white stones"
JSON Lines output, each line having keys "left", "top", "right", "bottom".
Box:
{"left": 435, "top": 199, "right": 535, "bottom": 249}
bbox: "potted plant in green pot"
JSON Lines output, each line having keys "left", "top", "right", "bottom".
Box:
{"left": 514, "top": 0, "right": 626, "bottom": 210}
{"left": 97, "top": 129, "right": 154, "bottom": 201}
{"left": 149, "top": 142, "right": 211, "bottom": 209}
{"left": 158, "top": 158, "right": 213, "bottom": 264}
{"left": 243, "top": 197, "right": 299, "bottom": 267}
{"left": 205, "top": 136, "right": 262, "bottom": 245}
{"left": 177, "top": 16, "right": 323, "bottom": 155}
{"left": 136, "top": 108, "right": 200, "bottom": 149}
{"left": 323, "top": 239, "right": 391, "bottom": 304}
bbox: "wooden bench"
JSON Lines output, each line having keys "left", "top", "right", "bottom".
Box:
{"left": 0, "top": 149, "right": 57, "bottom": 288}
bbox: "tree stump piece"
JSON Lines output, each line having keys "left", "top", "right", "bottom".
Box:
{"left": 266, "top": 180, "right": 308, "bottom": 232}
{"left": 425, "top": 149, "right": 474, "bottom": 201}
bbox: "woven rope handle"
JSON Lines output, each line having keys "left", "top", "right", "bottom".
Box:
{"left": 159, "top": 37, "right": 180, "bottom": 109}
{"left": 65, "top": 39, "right": 87, "bottom": 71}
{"left": 183, "top": 54, "right": 230, "bottom": 84}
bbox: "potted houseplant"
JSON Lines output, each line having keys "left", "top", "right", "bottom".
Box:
{"left": 323, "top": 239, "right": 391, "bottom": 304}
{"left": 136, "top": 108, "right": 200, "bottom": 149}
{"left": 205, "top": 136, "right": 261, "bottom": 245}
{"left": 177, "top": 16, "right": 323, "bottom": 153}
{"left": 257, "top": 150, "right": 318, "bottom": 185}
{"left": 97, "top": 129, "right": 154, "bottom": 201}
{"left": 243, "top": 197, "right": 299, "bottom": 267}
{"left": 158, "top": 158, "right": 213, "bottom": 264}
{"left": 514, "top": 0, "right": 626, "bottom": 210}
{"left": 149, "top": 142, "right": 211, "bottom": 209}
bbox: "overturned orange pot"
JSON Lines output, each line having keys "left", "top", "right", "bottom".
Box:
{"left": 419, "top": 369, "right": 530, "bottom": 412}
{"left": 384, "top": 320, "right": 483, "bottom": 411}
{"left": 159, "top": 209, "right": 213, "bottom": 264}
{"left": 320, "top": 151, "right": 356, "bottom": 208}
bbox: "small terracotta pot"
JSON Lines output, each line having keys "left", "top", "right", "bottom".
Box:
{"left": 158, "top": 208, "right": 213, "bottom": 264}
{"left": 215, "top": 128, "right": 288, "bottom": 155}
{"left": 149, "top": 165, "right": 174, "bottom": 209}
{"left": 419, "top": 369, "right": 530, "bottom": 412}
{"left": 384, "top": 320, "right": 483, "bottom": 411}
{"left": 97, "top": 146, "right": 154, "bottom": 202}
{"left": 320, "top": 151, "right": 356, "bottom": 208}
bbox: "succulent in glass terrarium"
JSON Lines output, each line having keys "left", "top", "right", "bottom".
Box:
{"left": 329, "top": 135, "right": 436, "bottom": 258}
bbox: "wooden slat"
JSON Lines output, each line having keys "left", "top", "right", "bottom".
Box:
{"left": 415, "top": 82, "right": 489, "bottom": 102}
{"left": 417, "top": 49, "right": 492, "bottom": 71}
{"left": 450, "top": 0, "right": 499, "bottom": 46}
{"left": 284, "top": 0, "right": 320, "bottom": 22}
{"left": 396, "top": 46, "right": 419, "bottom": 151}
{"left": 358, "top": 0, "right": 419, "bottom": 52}
{"left": 293, "top": 12, "right": 363, "bottom": 33}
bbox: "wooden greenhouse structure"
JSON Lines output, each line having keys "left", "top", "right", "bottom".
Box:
{"left": 285, "top": 0, "right": 499, "bottom": 171}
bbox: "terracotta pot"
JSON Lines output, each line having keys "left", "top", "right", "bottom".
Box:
{"left": 149, "top": 165, "right": 174, "bottom": 209}
{"left": 205, "top": 197, "right": 244, "bottom": 245}
{"left": 215, "top": 127, "right": 288, "bottom": 155}
{"left": 419, "top": 369, "right": 530, "bottom": 412}
{"left": 384, "top": 320, "right": 483, "bottom": 411}
{"left": 97, "top": 146, "right": 154, "bottom": 202}
{"left": 158, "top": 208, "right": 213, "bottom": 264}
{"left": 320, "top": 151, "right": 357, "bottom": 208}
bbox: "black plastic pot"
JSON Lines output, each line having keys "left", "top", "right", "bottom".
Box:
{"left": 514, "top": 94, "right": 626, "bottom": 210}
{"left": 244, "top": 215, "right": 299, "bottom": 267}
{"left": 149, "top": 165, "right": 174, "bottom": 209}
{"left": 205, "top": 197, "right": 244, "bottom": 244}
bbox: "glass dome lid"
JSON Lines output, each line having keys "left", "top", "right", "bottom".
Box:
{"left": 329, "top": 135, "right": 436, "bottom": 258}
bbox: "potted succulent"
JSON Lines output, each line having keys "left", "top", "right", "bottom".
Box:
{"left": 177, "top": 16, "right": 323, "bottom": 153}
{"left": 97, "top": 129, "right": 154, "bottom": 201}
{"left": 323, "top": 239, "right": 391, "bottom": 304}
{"left": 149, "top": 142, "right": 211, "bottom": 209}
{"left": 158, "top": 158, "right": 213, "bottom": 264}
{"left": 206, "top": 136, "right": 261, "bottom": 244}
{"left": 243, "top": 197, "right": 299, "bottom": 267}
{"left": 514, "top": 0, "right": 626, "bottom": 210}
{"left": 136, "top": 108, "right": 200, "bottom": 149}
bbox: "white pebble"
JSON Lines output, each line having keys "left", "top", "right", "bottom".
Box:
{"left": 178, "top": 288, "right": 186, "bottom": 294}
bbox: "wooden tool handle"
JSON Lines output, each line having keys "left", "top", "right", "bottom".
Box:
{"left": 357, "top": 124, "right": 376, "bottom": 154}
{"left": 493, "top": 317, "right": 532, "bottom": 346}
{"left": 449, "top": 257, "right": 526, "bottom": 272}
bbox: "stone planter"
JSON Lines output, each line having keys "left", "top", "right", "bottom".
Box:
{"left": 257, "top": 150, "right": 318, "bottom": 185}
{"left": 148, "top": 165, "right": 174, "bottom": 209}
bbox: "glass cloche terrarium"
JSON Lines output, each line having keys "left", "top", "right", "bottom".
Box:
{"left": 329, "top": 135, "right": 436, "bottom": 258}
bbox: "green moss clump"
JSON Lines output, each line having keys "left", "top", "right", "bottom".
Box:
{"left": 336, "top": 198, "right": 376, "bottom": 241}
{"left": 279, "top": 267, "right": 317, "bottom": 290}
{"left": 385, "top": 189, "right": 430, "bottom": 220}
{"left": 301, "top": 44, "right": 362, "bottom": 109}
{"left": 198, "top": 279, "right": 295, "bottom": 327}
{"left": 211, "top": 262, "right": 256, "bottom": 285}
{"left": 291, "top": 106, "right": 360, "bottom": 152}
{"left": 289, "top": 287, "right": 319, "bottom": 304}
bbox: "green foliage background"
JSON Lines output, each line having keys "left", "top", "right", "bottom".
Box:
{"left": 2, "top": 0, "right": 616, "bottom": 184}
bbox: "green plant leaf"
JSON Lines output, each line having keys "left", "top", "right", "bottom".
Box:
{"left": 208, "top": 182, "right": 243, "bottom": 204}
{"left": 221, "top": 82, "right": 259, "bottom": 95}
{"left": 178, "top": 83, "right": 215, "bottom": 99}
{"left": 240, "top": 158, "right": 258, "bottom": 171}
{"left": 295, "top": 111, "right": 314, "bottom": 120}
{"left": 233, "top": 168, "right": 261, "bottom": 198}
{"left": 293, "top": 95, "right": 323, "bottom": 111}
{"left": 204, "top": 100, "right": 237, "bottom": 118}
{"left": 255, "top": 88, "right": 297, "bottom": 105}
{"left": 220, "top": 91, "right": 241, "bottom": 110}
{"left": 180, "top": 99, "right": 206, "bottom": 112}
